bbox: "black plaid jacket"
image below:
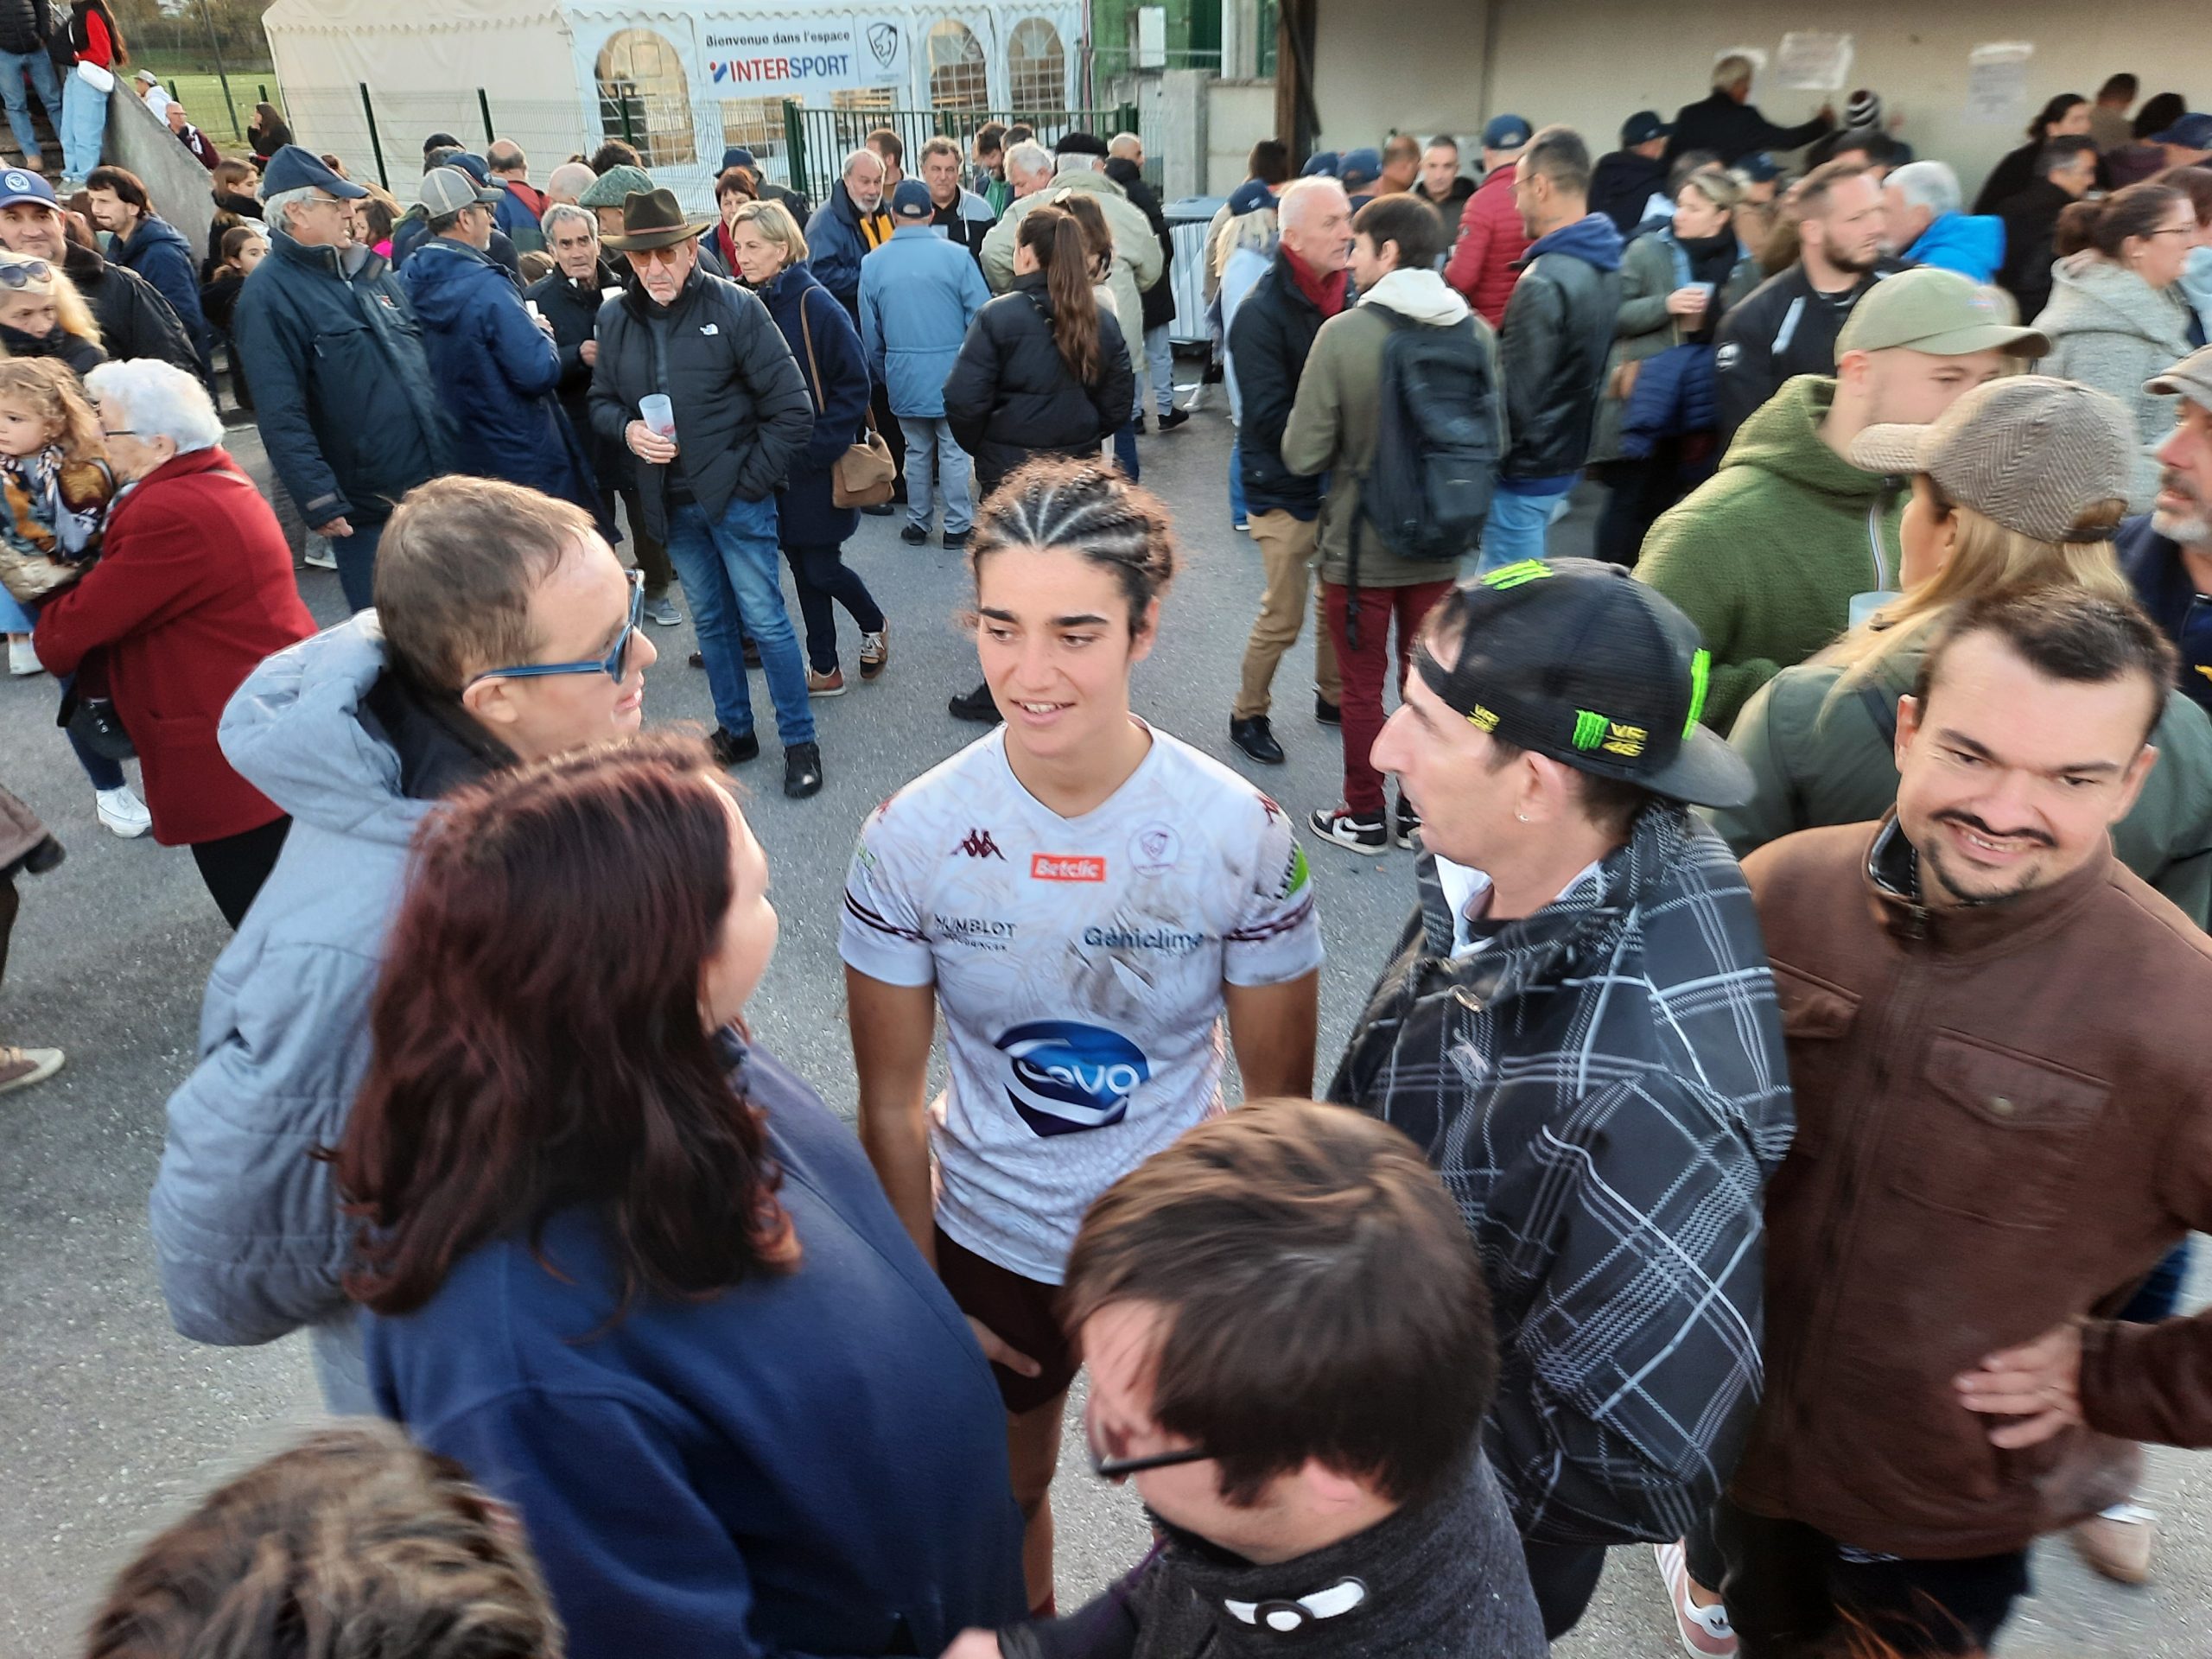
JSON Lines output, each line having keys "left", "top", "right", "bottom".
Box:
{"left": 1329, "top": 804, "right": 1794, "bottom": 1547}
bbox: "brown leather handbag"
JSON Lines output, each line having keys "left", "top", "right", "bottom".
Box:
{"left": 799, "top": 287, "right": 896, "bottom": 508}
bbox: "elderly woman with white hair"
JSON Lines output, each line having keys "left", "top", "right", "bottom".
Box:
{"left": 30, "top": 358, "right": 315, "bottom": 925}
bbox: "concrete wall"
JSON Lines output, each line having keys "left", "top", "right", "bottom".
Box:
{"left": 105, "top": 88, "right": 216, "bottom": 264}
{"left": 1312, "top": 0, "right": 1492, "bottom": 149}
{"left": 1205, "top": 78, "right": 1275, "bottom": 194}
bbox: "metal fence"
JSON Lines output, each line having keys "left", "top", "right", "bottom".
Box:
{"left": 784, "top": 104, "right": 1139, "bottom": 201}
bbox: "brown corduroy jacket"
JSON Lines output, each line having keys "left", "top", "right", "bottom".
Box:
{"left": 1733, "top": 816, "right": 2212, "bottom": 1559}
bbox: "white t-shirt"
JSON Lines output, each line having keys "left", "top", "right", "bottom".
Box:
{"left": 840, "top": 723, "right": 1324, "bottom": 1282}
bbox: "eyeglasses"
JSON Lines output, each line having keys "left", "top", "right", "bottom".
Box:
{"left": 99, "top": 427, "right": 137, "bottom": 439}
{"left": 0, "top": 259, "right": 52, "bottom": 289}
{"left": 1084, "top": 1402, "right": 1211, "bottom": 1482}
{"left": 467, "top": 570, "right": 642, "bottom": 688}
{"left": 632, "top": 243, "right": 689, "bottom": 267}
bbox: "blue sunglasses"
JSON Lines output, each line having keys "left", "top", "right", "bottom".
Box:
{"left": 467, "top": 570, "right": 642, "bottom": 687}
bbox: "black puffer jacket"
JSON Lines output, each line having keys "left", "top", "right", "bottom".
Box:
{"left": 943, "top": 272, "right": 1134, "bottom": 493}
{"left": 1226, "top": 246, "right": 1336, "bottom": 518}
{"left": 64, "top": 241, "right": 198, "bottom": 375}
{"left": 588, "top": 265, "right": 811, "bottom": 541}
{"left": 0, "top": 0, "right": 47, "bottom": 56}
{"left": 1104, "top": 156, "right": 1177, "bottom": 332}
{"left": 528, "top": 257, "right": 626, "bottom": 486}
{"left": 1498, "top": 213, "right": 1624, "bottom": 482}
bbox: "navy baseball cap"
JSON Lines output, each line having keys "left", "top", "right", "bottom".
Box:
{"left": 1483, "top": 114, "right": 1533, "bottom": 150}
{"left": 1414, "top": 558, "right": 1754, "bottom": 809}
{"left": 0, "top": 165, "right": 55, "bottom": 209}
{"left": 448, "top": 152, "right": 493, "bottom": 184}
{"left": 1228, "top": 177, "right": 1275, "bottom": 215}
{"left": 1738, "top": 151, "right": 1783, "bottom": 183}
{"left": 260, "top": 143, "right": 368, "bottom": 200}
{"left": 890, "top": 178, "right": 932, "bottom": 219}
{"left": 2155, "top": 113, "right": 2212, "bottom": 150}
{"left": 721, "top": 146, "right": 758, "bottom": 172}
{"left": 1300, "top": 149, "right": 1341, "bottom": 178}
{"left": 1622, "top": 110, "right": 1672, "bottom": 146}
{"left": 1339, "top": 146, "right": 1382, "bottom": 188}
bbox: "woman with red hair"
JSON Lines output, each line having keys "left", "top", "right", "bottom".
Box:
{"left": 336, "top": 734, "right": 1023, "bottom": 1659}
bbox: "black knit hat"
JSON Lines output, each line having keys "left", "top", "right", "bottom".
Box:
{"left": 1414, "top": 558, "right": 1754, "bottom": 809}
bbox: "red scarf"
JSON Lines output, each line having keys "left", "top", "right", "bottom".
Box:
{"left": 1283, "top": 245, "right": 1350, "bottom": 318}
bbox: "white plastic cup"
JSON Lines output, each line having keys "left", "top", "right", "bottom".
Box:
{"left": 600, "top": 284, "right": 626, "bottom": 306}
{"left": 639, "top": 394, "right": 677, "bottom": 439}
{"left": 524, "top": 299, "right": 542, "bottom": 321}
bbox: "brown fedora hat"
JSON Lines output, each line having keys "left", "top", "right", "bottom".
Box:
{"left": 602, "top": 187, "right": 714, "bottom": 251}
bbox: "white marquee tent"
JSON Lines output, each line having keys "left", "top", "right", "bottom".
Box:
{"left": 262, "top": 0, "right": 1084, "bottom": 202}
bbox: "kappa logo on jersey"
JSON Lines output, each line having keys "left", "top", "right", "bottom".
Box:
{"left": 954, "top": 828, "right": 1006, "bottom": 860}
{"left": 1031, "top": 853, "right": 1106, "bottom": 881}
{"left": 995, "top": 1020, "right": 1151, "bottom": 1136}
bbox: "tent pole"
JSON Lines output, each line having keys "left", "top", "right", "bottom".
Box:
{"left": 359, "top": 83, "right": 387, "bottom": 190}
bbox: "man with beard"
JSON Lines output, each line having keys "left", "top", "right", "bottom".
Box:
{"left": 1727, "top": 586, "right": 2212, "bottom": 1656}
{"left": 1712, "top": 161, "right": 1910, "bottom": 444}
{"left": 2121, "top": 348, "right": 2212, "bottom": 713}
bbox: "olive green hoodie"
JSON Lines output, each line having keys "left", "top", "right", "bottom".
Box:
{"left": 1635, "top": 374, "right": 1904, "bottom": 731}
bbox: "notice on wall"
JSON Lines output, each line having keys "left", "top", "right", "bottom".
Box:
{"left": 1776, "top": 31, "right": 1853, "bottom": 92}
{"left": 697, "top": 12, "right": 911, "bottom": 96}
{"left": 1966, "top": 42, "right": 2034, "bottom": 126}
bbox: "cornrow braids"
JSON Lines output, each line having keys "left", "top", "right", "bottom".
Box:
{"left": 969, "top": 458, "right": 1178, "bottom": 632}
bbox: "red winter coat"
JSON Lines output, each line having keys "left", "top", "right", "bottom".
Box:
{"left": 35, "top": 447, "right": 315, "bottom": 847}
{"left": 1444, "top": 166, "right": 1530, "bottom": 328}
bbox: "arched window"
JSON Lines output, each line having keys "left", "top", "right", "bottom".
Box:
{"left": 1007, "top": 18, "right": 1065, "bottom": 111}
{"left": 595, "top": 28, "right": 696, "bottom": 168}
{"left": 927, "top": 19, "right": 990, "bottom": 111}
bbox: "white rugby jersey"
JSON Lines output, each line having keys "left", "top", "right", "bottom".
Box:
{"left": 839, "top": 723, "right": 1323, "bottom": 1282}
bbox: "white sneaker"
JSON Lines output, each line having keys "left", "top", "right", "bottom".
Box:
{"left": 95, "top": 784, "right": 152, "bottom": 838}
{"left": 8, "top": 633, "right": 41, "bottom": 676}
{"left": 302, "top": 542, "right": 338, "bottom": 570}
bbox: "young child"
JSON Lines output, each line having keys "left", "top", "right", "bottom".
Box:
{"left": 0, "top": 357, "right": 118, "bottom": 747}
{"left": 200, "top": 223, "right": 267, "bottom": 412}
{"left": 0, "top": 249, "right": 107, "bottom": 377}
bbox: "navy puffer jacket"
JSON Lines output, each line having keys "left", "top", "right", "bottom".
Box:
{"left": 753, "top": 262, "right": 868, "bottom": 548}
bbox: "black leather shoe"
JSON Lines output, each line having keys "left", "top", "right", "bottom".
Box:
{"left": 1157, "top": 406, "right": 1190, "bottom": 430}
{"left": 948, "top": 681, "right": 1001, "bottom": 723}
{"left": 710, "top": 726, "right": 760, "bottom": 766}
{"left": 1230, "top": 715, "right": 1285, "bottom": 764}
{"left": 899, "top": 524, "right": 930, "bottom": 545}
{"left": 784, "top": 741, "right": 823, "bottom": 798}
{"left": 1315, "top": 694, "right": 1342, "bottom": 727}
{"left": 861, "top": 502, "right": 894, "bottom": 517}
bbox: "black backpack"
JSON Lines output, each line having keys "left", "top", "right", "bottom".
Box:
{"left": 1360, "top": 309, "right": 1500, "bottom": 564}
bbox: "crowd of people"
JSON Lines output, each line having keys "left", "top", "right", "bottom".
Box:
{"left": 6, "top": 41, "right": 2212, "bottom": 1659}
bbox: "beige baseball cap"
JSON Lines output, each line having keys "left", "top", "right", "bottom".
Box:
{"left": 1848, "top": 376, "right": 2134, "bottom": 544}
{"left": 2146, "top": 345, "right": 2212, "bottom": 412}
{"left": 1834, "top": 267, "right": 2049, "bottom": 361}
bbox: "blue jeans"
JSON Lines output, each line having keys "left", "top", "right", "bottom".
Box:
{"left": 333, "top": 518, "right": 383, "bottom": 613}
{"left": 1230, "top": 439, "right": 1248, "bottom": 526}
{"left": 902, "top": 416, "right": 973, "bottom": 536}
{"left": 59, "top": 66, "right": 105, "bottom": 182}
{"left": 1477, "top": 484, "right": 1573, "bottom": 573}
{"left": 0, "top": 47, "right": 61, "bottom": 161}
{"left": 1112, "top": 420, "right": 1139, "bottom": 481}
{"left": 1142, "top": 321, "right": 1175, "bottom": 416}
{"left": 58, "top": 670, "right": 123, "bottom": 791}
{"left": 664, "top": 493, "right": 814, "bottom": 747}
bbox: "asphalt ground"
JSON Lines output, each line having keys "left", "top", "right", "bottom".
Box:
{"left": 1, "top": 400, "right": 2203, "bottom": 1656}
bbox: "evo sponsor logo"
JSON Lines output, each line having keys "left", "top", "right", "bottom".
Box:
{"left": 1084, "top": 924, "right": 1203, "bottom": 954}
{"left": 995, "top": 1020, "right": 1150, "bottom": 1136}
{"left": 1031, "top": 853, "right": 1106, "bottom": 882}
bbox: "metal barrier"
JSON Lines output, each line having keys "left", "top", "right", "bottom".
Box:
{"left": 1165, "top": 197, "right": 1224, "bottom": 347}
{"left": 783, "top": 103, "right": 1138, "bottom": 202}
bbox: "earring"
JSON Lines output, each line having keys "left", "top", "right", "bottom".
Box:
{"left": 1516, "top": 810, "right": 1529, "bottom": 823}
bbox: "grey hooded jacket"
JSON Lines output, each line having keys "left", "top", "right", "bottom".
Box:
{"left": 2033, "top": 252, "right": 2193, "bottom": 511}
{"left": 149, "top": 617, "right": 499, "bottom": 1410}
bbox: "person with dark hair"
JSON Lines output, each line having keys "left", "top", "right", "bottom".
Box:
{"left": 2092, "top": 72, "right": 2141, "bottom": 153}
{"left": 345, "top": 736, "right": 1024, "bottom": 1657}
{"left": 1666, "top": 52, "right": 1834, "bottom": 167}
{"left": 2035, "top": 181, "right": 2196, "bottom": 508}
{"left": 922, "top": 133, "right": 997, "bottom": 267}
{"left": 590, "top": 187, "right": 820, "bottom": 796}
{"left": 1973, "top": 92, "right": 2096, "bottom": 213}
{"left": 57, "top": 0, "right": 124, "bottom": 188}
{"left": 84, "top": 165, "right": 210, "bottom": 373}
{"left": 945, "top": 1100, "right": 1547, "bottom": 1659}
{"left": 2110, "top": 98, "right": 2204, "bottom": 188}
{"left": 1710, "top": 159, "right": 1910, "bottom": 444}
{"left": 1204, "top": 137, "right": 1294, "bottom": 305}
{"left": 149, "top": 477, "right": 658, "bottom": 1409}
{"left": 246, "top": 100, "right": 291, "bottom": 160}
{"left": 1481, "top": 125, "right": 1621, "bottom": 570}
{"left": 1330, "top": 559, "right": 1791, "bottom": 1641}
{"left": 1726, "top": 585, "right": 2212, "bottom": 1657}
{"left": 1444, "top": 113, "right": 1535, "bottom": 327}
{"left": 1283, "top": 191, "right": 1484, "bottom": 852}
{"left": 2158, "top": 164, "right": 2212, "bottom": 344}
{"left": 843, "top": 459, "right": 1323, "bottom": 1618}
{"left": 718, "top": 143, "right": 809, "bottom": 227}
{"left": 1590, "top": 110, "right": 1675, "bottom": 236}
{"left": 866, "top": 124, "right": 905, "bottom": 188}
{"left": 1995, "top": 134, "right": 2101, "bottom": 324}
{"left": 587, "top": 137, "right": 640, "bottom": 175}
{"left": 84, "top": 1421, "right": 563, "bottom": 1659}
{"left": 1414, "top": 134, "right": 1474, "bottom": 213}
{"left": 971, "top": 120, "right": 1011, "bottom": 213}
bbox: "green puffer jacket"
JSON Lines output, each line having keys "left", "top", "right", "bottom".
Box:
{"left": 1590, "top": 232, "right": 1759, "bottom": 464}
{"left": 1713, "top": 643, "right": 2212, "bottom": 926}
{"left": 1636, "top": 375, "right": 1904, "bottom": 731}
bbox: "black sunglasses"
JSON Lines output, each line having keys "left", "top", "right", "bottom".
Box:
{"left": 1084, "top": 1407, "right": 1211, "bottom": 1481}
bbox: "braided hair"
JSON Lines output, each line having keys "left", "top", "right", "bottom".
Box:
{"left": 969, "top": 458, "right": 1178, "bottom": 633}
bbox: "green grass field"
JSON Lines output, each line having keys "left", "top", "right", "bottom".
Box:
{"left": 131, "top": 65, "right": 279, "bottom": 147}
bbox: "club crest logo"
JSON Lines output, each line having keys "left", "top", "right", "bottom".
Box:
{"left": 868, "top": 22, "right": 900, "bottom": 67}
